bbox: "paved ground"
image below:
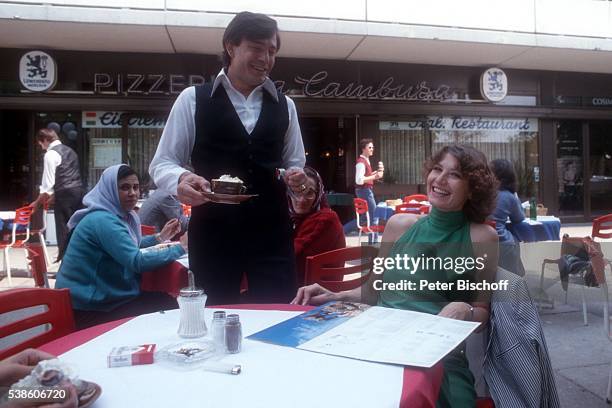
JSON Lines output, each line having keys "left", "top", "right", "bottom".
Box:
{"left": 1, "top": 223, "right": 612, "bottom": 406}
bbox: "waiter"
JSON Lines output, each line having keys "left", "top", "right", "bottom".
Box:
{"left": 31, "top": 127, "right": 83, "bottom": 258}
{"left": 150, "top": 12, "right": 306, "bottom": 305}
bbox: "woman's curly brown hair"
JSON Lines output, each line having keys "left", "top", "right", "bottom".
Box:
{"left": 423, "top": 144, "right": 498, "bottom": 223}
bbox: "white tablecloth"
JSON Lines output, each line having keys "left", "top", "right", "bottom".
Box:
{"left": 59, "top": 309, "right": 404, "bottom": 408}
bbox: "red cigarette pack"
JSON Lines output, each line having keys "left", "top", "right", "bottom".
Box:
{"left": 107, "top": 344, "right": 156, "bottom": 367}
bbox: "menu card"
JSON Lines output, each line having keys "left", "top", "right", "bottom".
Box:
{"left": 248, "top": 301, "right": 480, "bottom": 368}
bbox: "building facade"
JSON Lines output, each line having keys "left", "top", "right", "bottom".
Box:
{"left": 1, "top": 1, "right": 611, "bottom": 221}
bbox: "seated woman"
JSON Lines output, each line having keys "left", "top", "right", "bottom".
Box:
{"left": 489, "top": 159, "right": 526, "bottom": 276}
{"left": 293, "top": 145, "right": 499, "bottom": 408}
{"left": 56, "top": 164, "right": 186, "bottom": 329}
{"left": 288, "top": 167, "right": 345, "bottom": 286}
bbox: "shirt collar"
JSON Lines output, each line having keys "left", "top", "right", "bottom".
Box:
{"left": 49, "top": 140, "right": 62, "bottom": 149}
{"left": 211, "top": 69, "right": 279, "bottom": 103}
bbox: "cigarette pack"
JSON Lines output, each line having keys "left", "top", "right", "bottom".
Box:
{"left": 107, "top": 344, "right": 156, "bottom": 367}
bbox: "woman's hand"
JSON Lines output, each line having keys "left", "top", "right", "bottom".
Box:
{"left": 283, "top": 167, "right": 307, "bottom": 193}
{"left": 438, "top": 302, "right": 472, "bottom": 321}
{"left": 159, "top": 219, "right": 180, "bottom": 241}
{"left": 291, "top": 284, "right": 339, "bottom": 306}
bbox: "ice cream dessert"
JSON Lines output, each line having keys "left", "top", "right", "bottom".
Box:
{"left": 211, "top": 175, "right": 246, "bottom": 195}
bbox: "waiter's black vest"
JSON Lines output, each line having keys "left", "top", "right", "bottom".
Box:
{"left": 192, "top": 82, "right": 289, "bottom": 219}
{"left": 49, "top": 143, "right": 82, "bottom": 192}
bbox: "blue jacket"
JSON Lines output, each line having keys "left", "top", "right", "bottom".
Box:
{"left": 56, "top": 210, "right": 185, "bottom": 311}
{"left": 491, "top": 190, "right": 525, "bottom": 243}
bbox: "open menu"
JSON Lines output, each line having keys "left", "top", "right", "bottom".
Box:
{"left": 248, "top": 301, "right": 480, "bottom": 368}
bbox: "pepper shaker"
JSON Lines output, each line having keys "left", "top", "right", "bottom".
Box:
{"left": 225, "top": 314, "right": 242, "bottom": 354}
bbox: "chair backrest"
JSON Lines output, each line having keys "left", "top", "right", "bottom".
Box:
{"left": 26, "top": 244, "right": 49, "bottom": 288}
{"left": 141, "top": 224, "right": 157, "bottom": 236}
{"left": 304, "top": 246, "right": 379, "bottom": 292}
{"left": 592, "top": 213, "right": 612, "bottom": 240}
{"left": 395, "top": 203, "right": 422, "bottom": 214}
{"left": 9, "top": 206, "right": 33, "bottom": 245}
{"left": 353, "top": 198, "right": 370, "bottom": 227}
{"left": 0, "top": 288, "right": 75, "bottom": 360}
{"left": 419, "top": 205, "right": 430, "bottom": 215}
{"left": 403, "top": 194, "right": 428, "bottom": 203}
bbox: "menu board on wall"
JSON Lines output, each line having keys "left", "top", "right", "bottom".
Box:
{"left": 91, "top": 138, "right": 121, "bottom": 168}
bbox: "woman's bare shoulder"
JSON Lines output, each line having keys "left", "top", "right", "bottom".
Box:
{"left": 383, "top": 214, "right": 422, "bottom": 242}
{"left": 470, "top": 222, "right": 498, "bottom": 243}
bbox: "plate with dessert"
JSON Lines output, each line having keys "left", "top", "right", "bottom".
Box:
{"left": 202, "top": 175, "right": 258, "bottom": 204}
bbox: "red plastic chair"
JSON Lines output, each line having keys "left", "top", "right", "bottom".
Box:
{"left": 354, "top": 198, "right": 384, "bottom": 244}
{"left": 0, "top": 288, "right": 75, "bottom": 360}
{"left": 141, "top": 224, "right": 157, "bottom": 236}
{"left": 420, "top": 205, "right": 431, "bottom": 214}
{"left": 26, "top": 244, "right": 50, "bottom": 288}
{"left": 403, "top": 194, "right": 428, "bottom": 203}
{"left": 0, "top": 206, "right": 34, "bottom": 286}
{"left": 181, "top": 204, "right": 192, "bottom": 217}
{"left": 304, "top": 246, "right": 379, "bottom": 292}
{"left": 395, "top": 203, "right": 422, "bottom": 214}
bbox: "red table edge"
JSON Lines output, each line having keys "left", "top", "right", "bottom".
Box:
{"left": 39, "top": 303, "right": 443, "bottom": 408}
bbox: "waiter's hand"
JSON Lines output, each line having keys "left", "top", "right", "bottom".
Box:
{"left": 177, "top": 172, "right": 211, "bottom": 206}
{"left": 283, "top": 167, "right": 307, "bottom": 192}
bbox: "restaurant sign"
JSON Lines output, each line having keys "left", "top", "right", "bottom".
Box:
{"left": 91, "top": 70, "right": 455, "bottom": 102}
{"left": 82, "top": 111, "right": 166, "bottom": 128}
{"left": 480, "top": 68, "right": 508, "bottom": 102}
{"left": 379, "top": 116, "right": 538, "bottom": 132}
{"left": 19, "top": 51, "right": 57, "bottom": 92}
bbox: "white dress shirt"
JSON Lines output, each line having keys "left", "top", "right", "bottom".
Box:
{"left": 40, "top": 140, "right": 62, "bottom": 194}
{"left": 150, "top": 69, "right": 306, "bottom": 195}
{"left": 355, "top": 155, "right": 370, "bottom": 186}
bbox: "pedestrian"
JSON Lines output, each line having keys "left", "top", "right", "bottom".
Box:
{"left": 354, "top": 138, "right": 383, "bottom": 242}
{"left": 150, "top": 11, "right": 306, "bottom": 305}
{"left": 31, "top": 126, "right": 83, "bottom": 259}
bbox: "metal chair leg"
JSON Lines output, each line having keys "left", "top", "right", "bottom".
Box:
{"left": 580, "top": 283, "right": 588, "bottom": 326}
{"left": 38, "top": 232, "right": 52, "bottom": 266}
{"left": 3, "top": 247, "right": 11, "bottom": 286}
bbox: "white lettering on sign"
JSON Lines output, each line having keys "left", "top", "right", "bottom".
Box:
{"left": 82, "top": 111, "right": 166, "bottom": 128}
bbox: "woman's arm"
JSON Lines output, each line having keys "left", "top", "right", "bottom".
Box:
{"left": 439, "top": 223, "right": 498, "bottom": 326}
{"left": 508, "top": 193, "right": 526, "bottom": 224}
{"left": 95, "top": 215, "right": 185, "bottom": 274}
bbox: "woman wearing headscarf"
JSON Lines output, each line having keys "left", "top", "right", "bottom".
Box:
{"left": 56, "top": 164, "right": 185, "bottom": 329}
{"left": 287, "top": 167, "right": 345, "bottom": 286}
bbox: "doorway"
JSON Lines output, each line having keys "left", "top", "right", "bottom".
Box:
{"left": 589, "top": 121, "right": 612, "bottom": 217}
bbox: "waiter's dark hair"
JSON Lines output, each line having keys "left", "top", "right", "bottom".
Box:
{"left": 36, "top": 128, "right": 59, "bottom": 143}
{"left": 359, "top": 138, "right": 373, "bottom": 151}
{"left": 117, "top": 165, "right": 138, "bottom": 182}
{"left": 222, "top": 12, "right": 280, "bottom": 68}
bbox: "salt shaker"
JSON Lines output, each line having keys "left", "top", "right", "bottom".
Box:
{"left": 177, "top": 271, "right": 208, "bottom": 338}
{"left": 210, "top": 311, "right": 227, "bottom": 352}
{"left": 225, "top": 314, "right": 242, "bottom": 354}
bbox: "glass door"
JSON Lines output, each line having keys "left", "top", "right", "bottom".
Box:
{"left": 556, "top": 120, "right": 584, "bottom": 217}
{"left": 589, "top": 121, "right": 612, "bottom": 217}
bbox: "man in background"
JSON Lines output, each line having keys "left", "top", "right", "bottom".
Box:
{"left": 31, "top": 126, "right": 83, "bottom": 258}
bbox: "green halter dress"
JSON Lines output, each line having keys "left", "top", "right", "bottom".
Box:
{"left": 379, "top": 207, "right": 477, "bottom": 408}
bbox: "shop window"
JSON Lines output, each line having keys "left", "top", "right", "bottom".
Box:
{"left": 379, "top": 116, "right": 539, "bottom": 200}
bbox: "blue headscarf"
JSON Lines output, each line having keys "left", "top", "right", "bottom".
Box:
{"left": 67, "top": 164, "right": 142, "bottom": 244}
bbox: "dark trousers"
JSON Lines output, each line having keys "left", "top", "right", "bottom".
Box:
{"left": 189, "top": 199, "right": 296, "bottom": 306}
{"left": 54, "top": 187, "right": 83, "bottom": 258}
{"left": 73, "top": 291, "right": 178, "bottom": 330}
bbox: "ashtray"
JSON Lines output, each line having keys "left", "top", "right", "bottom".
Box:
{"left": 156, "top": 340, "right": 217, "bottom": 368}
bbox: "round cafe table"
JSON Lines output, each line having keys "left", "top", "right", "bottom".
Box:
{"left": 39, "top": 304, "right": 444, "bottom": 408}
